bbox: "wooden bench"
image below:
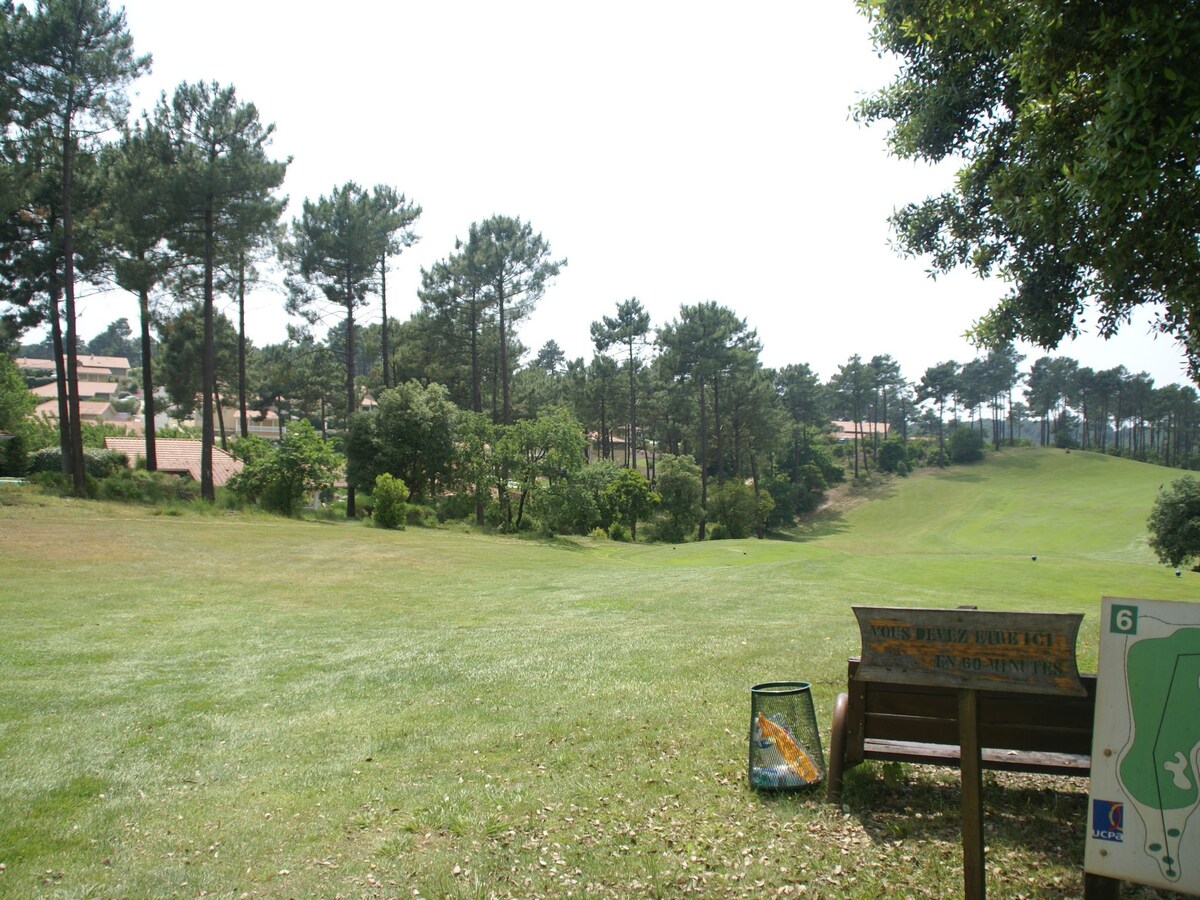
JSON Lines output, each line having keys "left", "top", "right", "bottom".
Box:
{"left": 826, "top": 656, "right": 1098, "bottom": 804}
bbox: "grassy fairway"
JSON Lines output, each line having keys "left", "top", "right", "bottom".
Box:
{"left": 0, "top": 447, "right": 1193, "bottom": 898}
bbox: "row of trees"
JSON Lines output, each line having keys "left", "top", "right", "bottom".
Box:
{"left": 8, "top": 0, "right": 1200, "bottom": 536}
{"left": 1, "top": 0, "right": 295, "bottom": 500}
{"left": 2, "top": 0, "right": 581, "bottom": 520}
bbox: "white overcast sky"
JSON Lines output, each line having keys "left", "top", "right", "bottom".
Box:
{"left": 69, "top": 0, "right": 1193, "bottom": 387}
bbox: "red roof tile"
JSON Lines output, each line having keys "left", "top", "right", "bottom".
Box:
{"left": 104, "top": 437, "right": 243, "bottom": 487}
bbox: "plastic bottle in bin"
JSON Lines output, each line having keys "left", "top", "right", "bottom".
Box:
{"left": 749, "top": 681, "right": 825, "bottom": 790}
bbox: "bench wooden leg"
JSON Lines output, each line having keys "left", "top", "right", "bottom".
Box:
{"left": 826, "top": 691, "right": 849, "bottom": 804}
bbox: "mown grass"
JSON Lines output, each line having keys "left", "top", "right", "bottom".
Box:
{"left": 0, "top": 447, "right": 1194, "bottom": 898}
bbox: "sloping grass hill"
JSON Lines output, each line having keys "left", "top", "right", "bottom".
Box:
{"left": 0, "top": 446, "right": 1192, "bottom": 898}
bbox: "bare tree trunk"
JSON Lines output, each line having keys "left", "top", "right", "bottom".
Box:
{"left": 238, "top": 251, "right": 249, "bottom": 438}
{"left": 139, "top": 285, "right": 157, "bottom": 471}
{"left": 380, "top": 254, "right": 391, "bottom": 389}
{"left": 61, "top": 115, "right": 86, "bottom": 495}
{"left": 345, "top": 270, "right": 357, "bottom": 519}
{"left": 49, "top": 283, "right": 72, "bottom": 476}
{"left": 200, "top": 198, "right": 216, "bottom": 502}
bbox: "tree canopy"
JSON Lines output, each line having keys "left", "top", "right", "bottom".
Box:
{"left": 857, "top": 0, "right": 1200, "bottom": 376}
{"left": 1147, "top": 476, "right": 1200, "bottom": 569}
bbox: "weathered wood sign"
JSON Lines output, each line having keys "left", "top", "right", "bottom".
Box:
{"left": 853, "top": 606, "right": 1086, "bottom": 696}
{"left": 852, "top": 605, "right": 1088, "bottom": 900}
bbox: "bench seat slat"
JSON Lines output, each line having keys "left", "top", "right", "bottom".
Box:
{"left": 862, "top": 738, "right": 1091, "bottom": 776}
{"left": 862, "top": 713, "right": 1094, "bottom": 754}
{"left": 829, "top": 657, "right": 1098, "bottom": 803}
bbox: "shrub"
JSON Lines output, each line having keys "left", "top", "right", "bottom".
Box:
{"left": 764, "top": 468, "right": 831, "bottom": 527}
{"left": 607, "top": 521, "right": 630, "bottom": 542}
{"left": 708, "top": 480, "right": 774, "bottom": 539}
{"left": 1147, "top": 476, "right": 1200, "bottom": 568}
{"left": 28, "top": 470, "right": 68, "bottom": 493}
{"left": 598, "top": 467, "right": 659, "bottom": 541}
{"left": 437, "top": 491, "right": 477, "bottom": 522}
{"left": 406, "top": 503, "right": 436, "bottom": 527}
{"left": 877, "top": 438, "right": 908, "bottom": 474}
{"left": 372, "top": 473, "right": 408, "bottom": 529}
{"left": 28, "top": 446, "right": 128, "bottom": 479}
{"left": 95, "top": 468, "right": 199, "bottom": 504}
{"left": 654, "top": 454, "right": 702, "bottom": 542}
{"left": 228, "top": 420, "right": 342, "bottom": 517}
{"left": 529, "top": 478, "right": 602, "bottom": 536}
{"left": 1, "top": 433, "right": 28, "bottom": 477}
{"left": 948, "top": 426, "right": 986, "bottom": 463}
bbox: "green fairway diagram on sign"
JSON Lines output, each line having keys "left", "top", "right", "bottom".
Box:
{"left": 1086, "top": 598, "right": 1200, "bottom": 893}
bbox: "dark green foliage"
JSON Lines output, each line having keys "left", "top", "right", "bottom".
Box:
{"left": 607, "top": 521, "right": 630, "bottom": 542}
{"left": 464, "top": 215, "right": 565, "bottom": 425}
{"left": 28, "top": 446, "right": 126, "bottom": 478}
{"left": 493, "top": 407, "right": 587, "bottom": 531}
{"left": 528, "top": 461, "right": 618, "bottom": 537}
{"left": 14, "top": 415, "right": 58, "bottom": 453}
{"left": 157, "top": 80, "right": 288, "bottom": 501}
{"left": 652, "top": 453, "right": 702, "bottom": 543}
{"left": 437, "top": 491, "right": 484, "bottom": 523}
{"left": 598, "top": 466, "right": 659, "bottom": 542}
{"left": 371, "top": 473, "right": 407, "bottom": 530}
{"left": 1, "top": 432, "right": 27, "bottom": 476}
{"left": 15, "top": 0, "right": 152, "bottom": 495}
{"left": 0, "top": 353, "right": 34, "bottom": 431}
{"left": 1147, "top": 476, "right": 1200, "bottom": 568}
{"left": 877, "top": 437, "right": 911, "bottom": 475}
{"left": 784, "top": 441, "right": 843, "bottom": 488}
{"left": 857, "top": 0, "right": 1200, "bottom": 374}
{"left": 1053, "top": 424, "right": 1078, "bottom": 450}
{"left": 86, "top": 318, "right": 137, "bottom": 359}
{"left": 948, "top": 426, "right": 985, "bottom": 464}
{"left": 405, "top": 503, "right": 436, "bottom": 527}
{"left": 345, "top": 380, "right": 457, "bottom": 503}
{"left": 764, "top": 473, "right": 803, "bottom": 527}
{"left": 95, "top": 468, "right": 199, "bottom": 504}
{"left": 707, "top": 480, "right": 773, "bottom": 539}
{"left": 157, "top": 303, "right": 239, "bottom": 421}
{"left": 227, "top": 419, "right": 341, "bottom": 517}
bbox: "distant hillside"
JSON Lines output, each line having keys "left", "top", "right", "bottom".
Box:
{"left": 816, "top": 447, "right": 1169, "bottom": 566}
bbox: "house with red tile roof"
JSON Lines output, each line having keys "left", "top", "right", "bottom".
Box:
{"left": 830, "top": 420, "right": 889, "bottom": 441}
{"left": 35, "top": 398, "right": 117, "bottom": 424}
{"left": 21, "top": 355, "right": 133, "bottom": 427}
{"left": 103, "top": 437, "right": 243, "bottom": 487}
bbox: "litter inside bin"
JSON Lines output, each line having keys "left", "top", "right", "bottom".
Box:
{"left": 751, "top": 712, "right": 819, "bottom": 788}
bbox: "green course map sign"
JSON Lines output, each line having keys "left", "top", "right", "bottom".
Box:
{"left": 1086, "top": 597, "right": 1200, "bottom": 893}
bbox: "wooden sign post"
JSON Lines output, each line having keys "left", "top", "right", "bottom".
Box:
{"left": 853, "top": 606, "right": 1085, "bottom": 900}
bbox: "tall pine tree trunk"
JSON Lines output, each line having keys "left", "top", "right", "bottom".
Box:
{"left": 49, "top": 282, "right": 72, "bottom": 476}
{"left": 345, "top": 269, "right": 357, "bottom": 519}
{"left": 201, "top": 199, "right": 216, "bottom": 502}
{"left": 61, "top": 115, "right": 86, "bottom": 496}
{"left": 498, "top": 283, "right": 510, "bottom": 425}
{"left": 238, "top": 251, "right": 249, "bottom": 438}
{"left": 380, "top": 254, "right": 391, "bottom": 389}
{"left": 139, "top": 284, "right": 157, "bottom": 471}
{"left": 698, "top": 377, "right": 709, "bottom": 540}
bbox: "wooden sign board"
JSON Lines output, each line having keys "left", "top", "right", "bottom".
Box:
{"left": 853, "top": 606, "right": 1085, "bottom": 696}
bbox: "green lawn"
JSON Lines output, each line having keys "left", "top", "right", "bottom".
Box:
{"left": 0, "top": 447, "right": 1193, "bottom": 898}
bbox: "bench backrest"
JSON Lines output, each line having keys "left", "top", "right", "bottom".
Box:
{"left": 844, "top": 657, "right": 1098, "bottom": 761}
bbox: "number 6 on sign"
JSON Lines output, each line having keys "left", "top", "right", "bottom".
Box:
{"left": 1111, "top": 604, "right": 1138, "bottom": 635}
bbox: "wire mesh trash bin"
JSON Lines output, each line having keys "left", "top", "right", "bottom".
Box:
{"left": 749, "top": 681, "right": 825, "bottom": 790}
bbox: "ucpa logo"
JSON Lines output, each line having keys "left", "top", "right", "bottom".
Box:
{"left": 1092, "top": 800, "right": 1123, "bottom": 842}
